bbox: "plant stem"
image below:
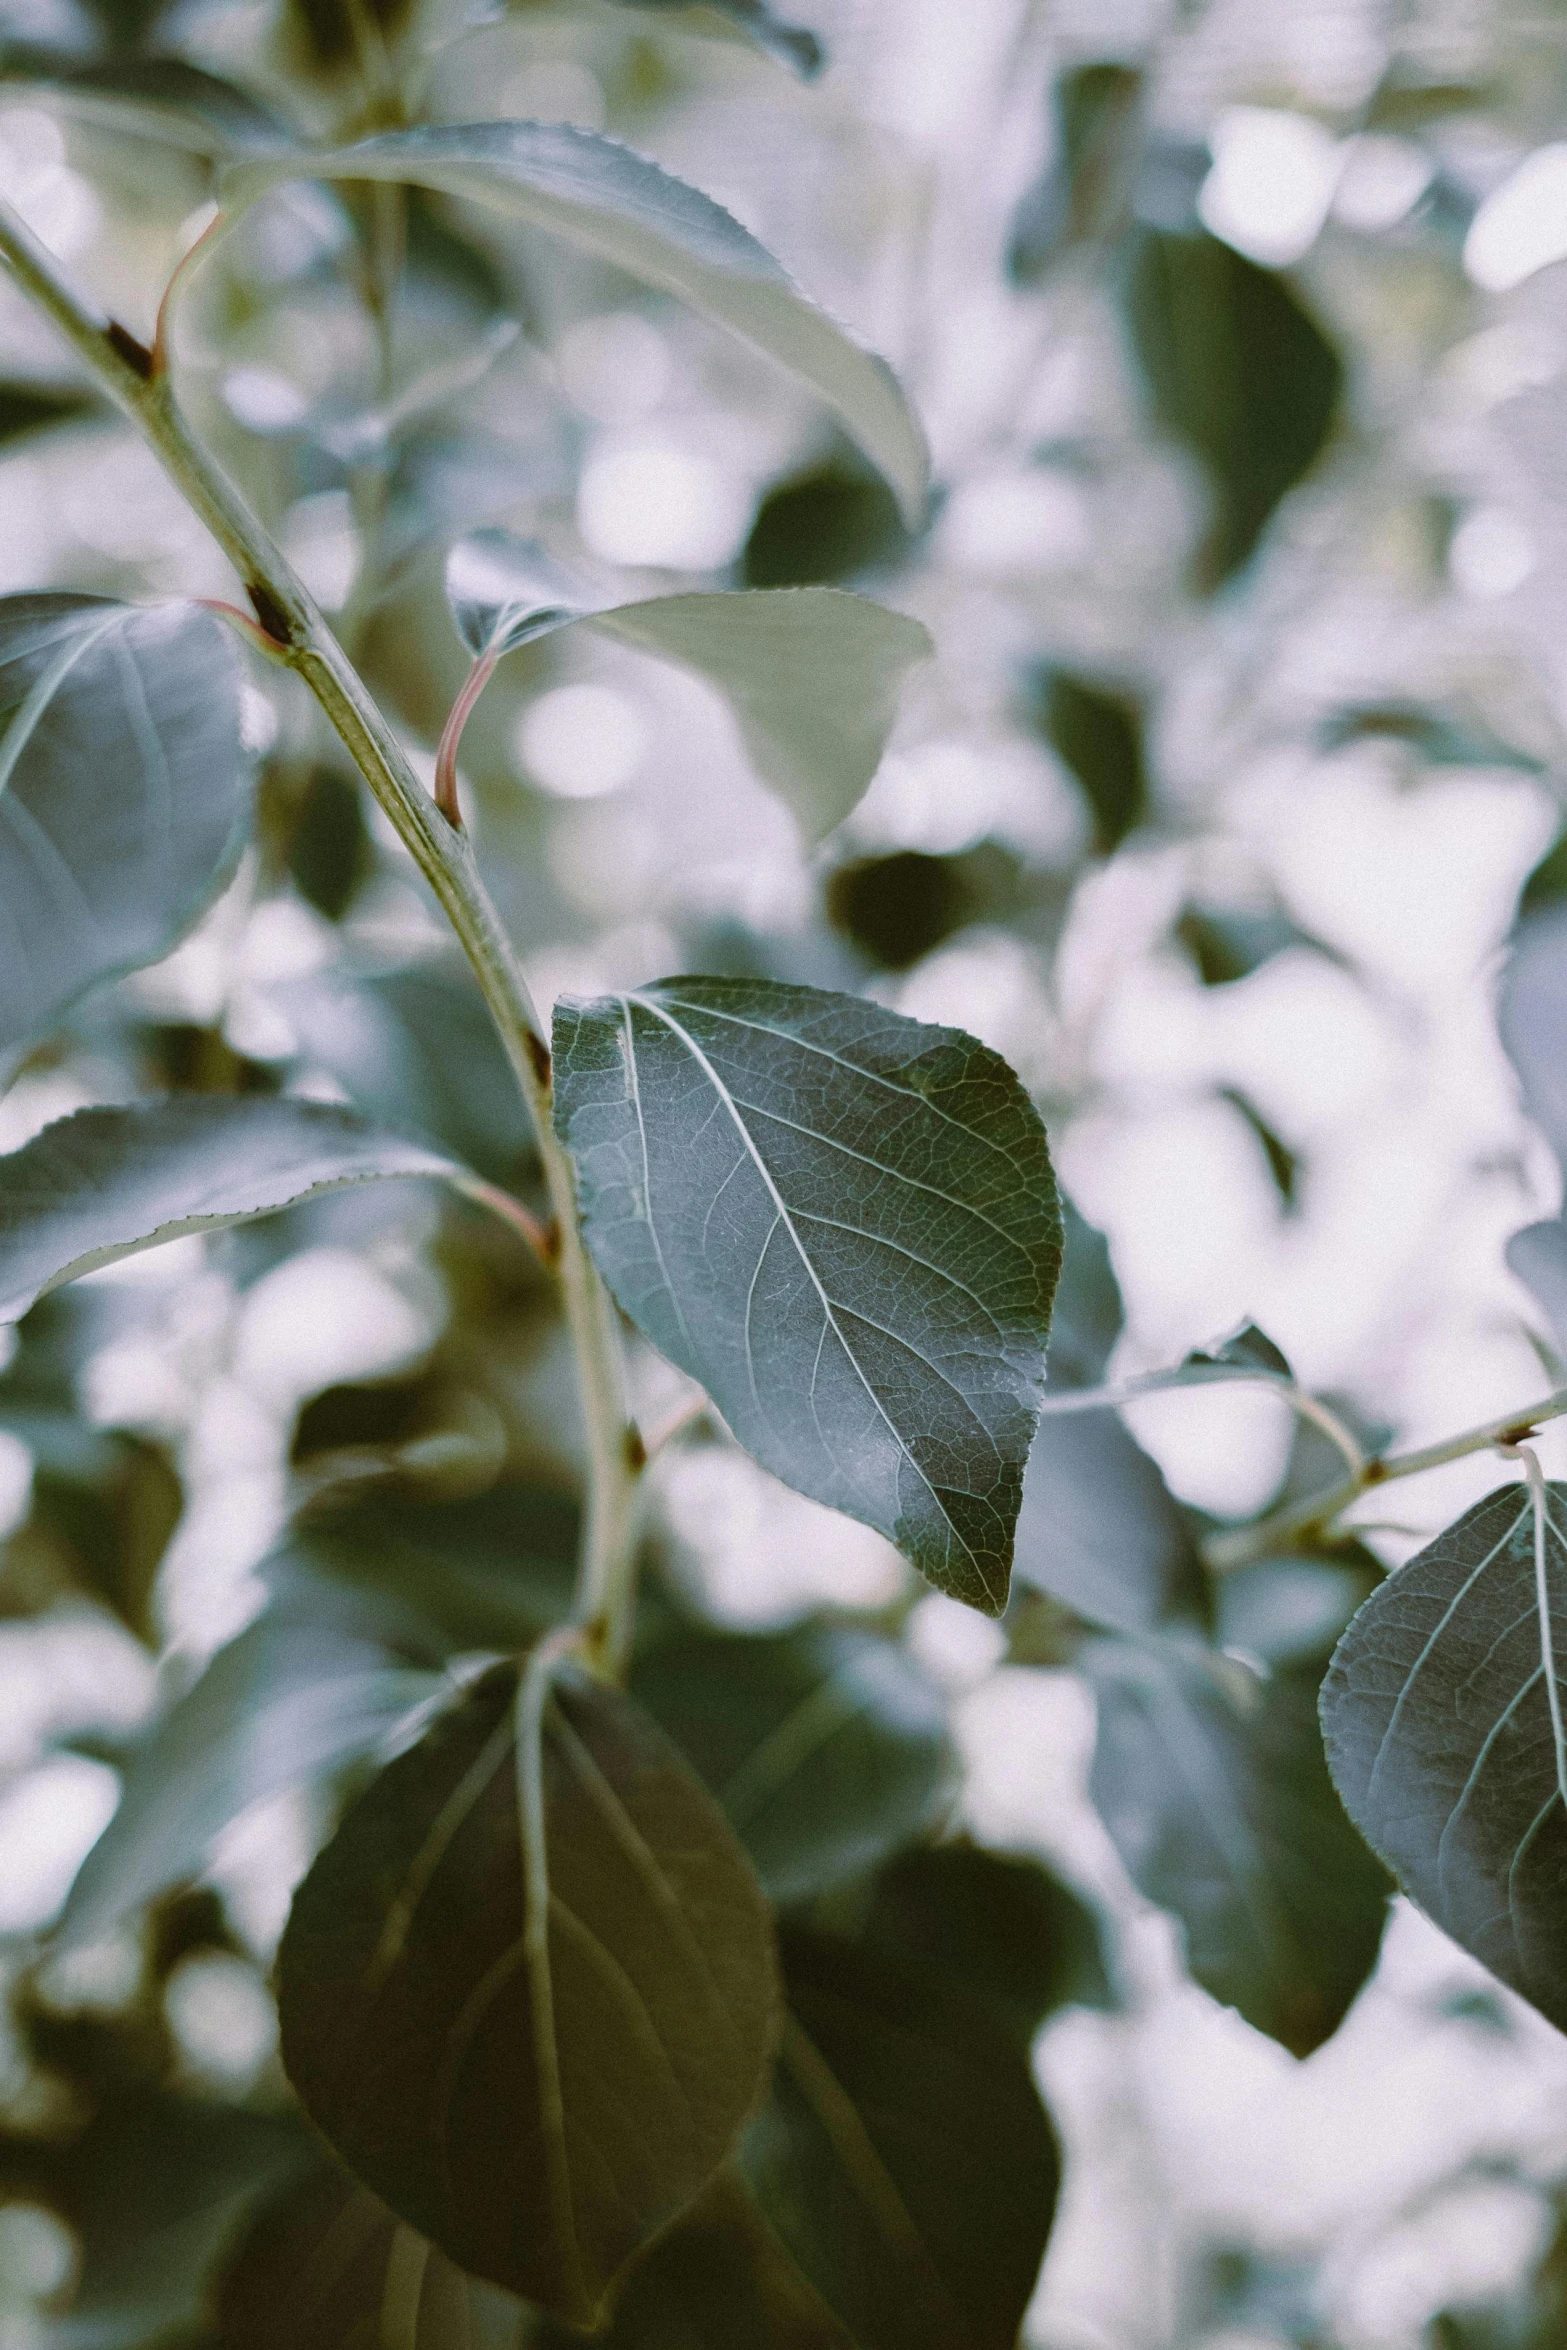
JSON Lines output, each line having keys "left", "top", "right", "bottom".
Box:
{"left": 0, "top": 194, "right": 643, "bottom": 1665}
{"left": 1039, "top": 1364, "right": 1366, "bottom": 1476}
{"left": 1203, "top": 1382, "right": 1567, "bottom": 1571}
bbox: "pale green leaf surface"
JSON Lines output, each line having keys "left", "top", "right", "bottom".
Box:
{"left": 0, "top": 595, "right": 257, "bottom": 1053}
{"left": 446, "top": 533, "right": 929, "bottom": 842}
{"left": 1322, "top": 1480, "right": 1567, "bottom": 2034}
{"left": 0, "top": 1100, "right": 463, "bottom": 1323}
{"left": 221, "top": 124, "right": 928, "bottom": 522}
{"left": 59, "top": 1615, "right": 438, "bottom": 1949}
{"left": 552, "top": 977, "right": 1062, "bottom": 1614}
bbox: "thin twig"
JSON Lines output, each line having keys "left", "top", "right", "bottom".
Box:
{"left": 1039, "top": 1362, "right": 1366, "bottom": 1476}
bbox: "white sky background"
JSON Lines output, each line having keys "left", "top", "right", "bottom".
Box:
{"left": 7, "top": 0, "right": 1567, "bottom": 2339}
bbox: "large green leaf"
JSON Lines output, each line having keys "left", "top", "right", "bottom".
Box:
{"left": 58, "top": 1614, "right": 438, "bottom": 1950}
{"left": 278, "top": 1656, "right": 780, "bottom": 2324}
{"left": 1321, "top": 1481, "right": 1567, "bottom": 2035}
{"left": 630, "top": 1618, "right": 953, "bottom": 1901}
{"left": 1122, "top": 227, "right": 1342, "bottom": 584}
{"left": 446, "top": 533, "right": 930, "bottom": 844}
{"left": 220, "top": 125, "right": 928, "bottom": 522}
{"left": 0, "top": 595, "right": 258, "bottom": 1052}
{"left": 1087, "top": 1637, "right": 1390, "bottom": 2052}
{"left": 0, "top": 1100, "right": 467, "bottom": 1323}
{"left": 742, "top": 1927, "right": 1060, "bottom": 2350}
{"left": 552, "top": 976, "right": 1063, "bottom": 1615}
{"left": 856, "top": 1840, "right": 1116, "bottom": 2030}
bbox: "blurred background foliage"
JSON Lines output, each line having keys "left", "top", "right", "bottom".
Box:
{"left": 5, "top": 0, "right": 1567, "bottom": 2343}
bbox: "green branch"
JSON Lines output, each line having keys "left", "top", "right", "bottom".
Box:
{"left": 0, "top": 193, "right": 642, "bottom": 1664}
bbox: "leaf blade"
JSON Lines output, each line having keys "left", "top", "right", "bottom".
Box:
{"left": 0, "top": 594, "right": 258, "bottom": 1051}
{"left": 552, "top": 976, "right": 1062, "bottom": 1614}
{"left": 0, "top": 1099, "right": 462, "bottom": 1323}
{"left": 222, "top": 124, "right": 928, "bottom": 522}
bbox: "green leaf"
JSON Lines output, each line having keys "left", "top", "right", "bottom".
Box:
{"left": 281, "top": 764, "right": 375, "bottom": 922}
{"left": 743, "top": 461, "right": 910, "bottom": 587}
{"left": 552, "top": 976, "right": 1063, "bottom": 1615}
{"left": 0, "top": 594, "right": 258, "bottom": 1051}
{"left": 856, "top": 1839, "right": 1116, "bottom": 2029}
{"left": 1321, "top": 1480, "right": 1567, "bottom": 2035}
{"left": 1014, "top": 1411, "right": 1211, "bottom": 1633}
{"left": 1500, "top": 906, "right": 1567, "bottom": 1178}
{"left": 277, "top": 957, "right": 536, "bottom": 1192}
{"left": 58, "top": 1613, "right": 438, "bottom": 1950}
{"left": 1122, "top": 227, "right": 1342, "bottom": 584}
{"left": 278, "top": 1655, "right": 780, "bottom": 2324}
{"left": 1318, "top": 701, "right": 1543, "bottom": 770}
{"left": 1187, "top": 1321, "right": 1292, "bottom": 1378}
{"left": 743, "top": 1927, "right": 1060, "bottom": 2350}
{"left": 1047, "top": 1196, "right": 1124, "bottom": 1387}
{"left": 1087, "top": 1637, "right": 1390, "bottom": 2052}
{"left": 0, "top": 47, "right": 289, "bottom": 154}
{"left": 0, "top": 1099, "right": 467, "bottom": 1324}
{"left": 1030, "top": 669, "right": 1148, "bottom": 853}
{"left": 1176, "top": 904, "right": 1307, "bottom": 986}
{"left": 446, "top": 533, "right": 930, "bottom": 843}
{"left": 605, "top": 0, "right": 824, "bottom": 78}
{"left": 269, "top": 1483, "right": 581, "bottom": 1659}
{"left": 1508, "top": 1219, "right": 1567, "bottom": 1356}
{"left": 221, "top": 125, "right": 928, "bottom": 523}
{"left": 630, "top": 1618, "right": 953, "bottom": 1901}
{"left": 1009, "top": 61, "right": 1143, "bottom": 282}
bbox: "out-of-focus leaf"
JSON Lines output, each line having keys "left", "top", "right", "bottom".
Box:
{"left": 0, "top": 380, "right": 94, "bottom": 445}
{"left": 1014, "top": 1411, "right": 1210, "bottom": 1633}
{"left": 1220, "top": 1089, "right": 1301, "bottom": 1207}
{"left": 278, "top": 1657, "right": 780, "bottom": 2322}
{"left": 58, "top": 1614, "right": 438, "bottom": 1950}
{"left": 221, "top": 125, "right": 928, "bottom": 522}
{"left": 268, "top": 1483, "right": 581, "bottom": 1658}
{"left": 56, "top": 2094, "right": 307, "bottom": 2348}
{"left": 0, "top": 47, "right": 288, "bottom": 153}
{"left": 1322, "top": 1480, "right": 1567, "bottom": 2035}
{"left": 1317, "top": 701, "right": 1544, "bottom": 769}
{"left": 0, "top": 1100, "right": 468, "bottom": 1324}
{"left": 0, "top": 595, "right": 257, "bottom": 1052}
{"left": 1508, "top": 1219, "right": 1567, "bottom": 1357}
{"left": 604, "top": 0, "right": 824, "bottom": 78}
{"left": 824, "top": 851, "right": 973, "bottom": 971}
{"left": 630, "top": 1618, "right": 953, "bottom": 1901}
{"left": 1217, "top": 1554, "right": 1377, "bottom": 1668}
{"left": 856, "top": 1840, "right": 1116, "bottom": 2029}
{"left": 1047, "top": 1196, "right": 1123, "bottom": 1387}
{"left": 1009, "top": 59, "right": 1143, "bottom": 281}
{"left": 1031, "top": 669, "right": 1148, "bottom": 853}
{"left": 553, "top": 976, "right": 1062, "bottom": 1615}
{"left": 1176, "top": 904, "right": 1307, "bottom": 986}
{"left": 743, "top": 462, "right": 910, "bottom": 587}
{"left": 1088, "top": 1637, "right": 1390, "bottom": 2052}
{"left": 446, "top": 535, "right": 930, "bottom": 844}
{"left": 743, "top": 1927, "right": 1059, "bottom": 2350}
{"left": 1500, "top": 906, "right": 1567, "bottom": 1176}
{"left": 1122, "top": 227, "right": 1342, "bottom": 584}
{"left": 277, "top": 959, "right": 535, "bottom": 1192}
{"left": 287, "top": 0, "right": 412, "bottom": 70}
{"left": 282, "top": 765, "right": 375, "bottom": 921}
{"left": 1520, "top": 827, "right": 1567, "bottom": 919}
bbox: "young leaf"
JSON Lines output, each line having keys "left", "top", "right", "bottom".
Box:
{"left": 444, "top": 534, "right": 931, "bottom": 843}
{"left": 630, "top": 1619, "right": 953, "bottom": 1901}
{"left": 220, "top": 125, "right": 928, "bottom": 522}
{"left": 58, "top": 1614, "right": 438, "bottom": 1950}
{"left": 0, "top": 595, "right": 258, "bottom": 1051}
{"left": 1087, "top": 1637, "right": 1391, "bottom": 2052}
{"left": 552, "top": 976, "right": 1063, "bottom": 1614}
{"left": 743, "top": 1928, "right": 1060, "bottom": 2350}
{"left": 278, "top": 1656, "right": 780, "bottom": 2323}
{"left": 0, "top": 1100, "right": 465, "bottom": 1323}
{"left": 1321, "top": 1481, "right": 1567, "bottom": 2035}
{"left": 604, "top": 0, "right": 824, "bottom": 79}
